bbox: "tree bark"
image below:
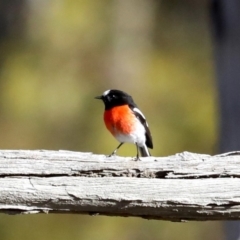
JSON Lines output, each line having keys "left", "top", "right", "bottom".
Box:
{"left": 1, "top": 150, "right": 240, "bottom": 221}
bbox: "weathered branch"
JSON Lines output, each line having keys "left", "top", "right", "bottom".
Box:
{"left": 1, "top": 150, "right": 240, "bottom": 221}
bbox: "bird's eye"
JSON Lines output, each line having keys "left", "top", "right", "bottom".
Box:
{"left": 112, "top": 94, "right": 116, "bottom": 98}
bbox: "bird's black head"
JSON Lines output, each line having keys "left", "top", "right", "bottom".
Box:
{"left": 95, "top": 89, "right": 135, "bottom": 110}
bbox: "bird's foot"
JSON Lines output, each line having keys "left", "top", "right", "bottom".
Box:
{"left": 107, "top": 152, "right": 117, "bottom": 157}
{"left": 132, "top": 155, "right": 141, "bottom": 161}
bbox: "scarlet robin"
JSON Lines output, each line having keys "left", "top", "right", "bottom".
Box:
{"left": 95, "top": 89, "right": 153, "bottom": 159}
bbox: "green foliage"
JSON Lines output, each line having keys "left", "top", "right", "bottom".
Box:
{"left": 0, "top": 0, "right": 220, "bottom": 239}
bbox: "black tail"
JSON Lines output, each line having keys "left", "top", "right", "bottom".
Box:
{"left": 139, "top": 145, "right": 151, "bottom": 157}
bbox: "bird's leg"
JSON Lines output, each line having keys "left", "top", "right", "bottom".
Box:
{"left": 108, "top": 142, "right": 124, "bottom": 157}
{"left": 134, "top": 144, "right": 141, "bottom": 161}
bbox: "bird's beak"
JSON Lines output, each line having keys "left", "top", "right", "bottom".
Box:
{"left": 95, "top": 95, "right": 102, "bottom": 100}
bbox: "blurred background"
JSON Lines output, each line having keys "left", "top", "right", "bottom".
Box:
{"left": 0, "top": 0, "right": 237, "bottom": 239}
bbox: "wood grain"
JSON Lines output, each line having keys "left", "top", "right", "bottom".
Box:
{"left": 0, "top": 150, "right": 240, "bottom": 221}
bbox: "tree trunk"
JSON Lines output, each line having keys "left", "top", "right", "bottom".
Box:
{"left": 210, "top": 0, "right": 240, "bottom": 239}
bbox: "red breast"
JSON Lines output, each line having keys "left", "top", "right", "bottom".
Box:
{"left": 104, "top": 105, "right": 136, "bottom": 136}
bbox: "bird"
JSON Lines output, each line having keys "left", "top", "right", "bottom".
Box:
{"left": 95, "top": 89, "right": 153, "bottom": 160}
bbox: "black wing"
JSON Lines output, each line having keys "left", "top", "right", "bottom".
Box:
{"left": 131, "top": 106, "right": 153, "bottom": 149}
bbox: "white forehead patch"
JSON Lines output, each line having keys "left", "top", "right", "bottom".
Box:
{"left": 103, "top": 89, "right": 110, "bottom": 96}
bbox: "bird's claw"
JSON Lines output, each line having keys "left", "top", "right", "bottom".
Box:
{"left": 107, "top": 152, "right": 116, "bottom": 157}
{"left": 133, "top": 156, "right": 141, "bottom": 161}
